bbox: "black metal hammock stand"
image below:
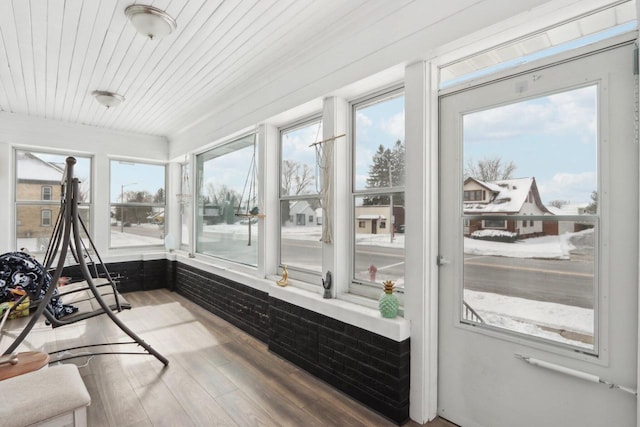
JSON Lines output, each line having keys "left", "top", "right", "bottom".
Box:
{"left": 1, "top": 157, "right": 168, "bottom": 366}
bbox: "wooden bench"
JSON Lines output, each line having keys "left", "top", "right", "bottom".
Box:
{"left": 0, "top": 364, "right": 91, "bottom": 427}
{"left": 0, "top": 351, "right": 50, "bottom": 381}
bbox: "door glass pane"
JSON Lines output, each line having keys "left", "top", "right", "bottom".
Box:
{"left": 462, "top": 85, "right": 597, "bottom": 351}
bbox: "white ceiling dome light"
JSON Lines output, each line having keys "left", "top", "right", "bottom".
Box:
{"left": 91, "top": 90, "right": 125, "bottom": 108}
{"left": 125, "top": 4, "right": 177, "bottom": 40}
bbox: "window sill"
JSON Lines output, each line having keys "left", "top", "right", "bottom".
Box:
{"left": 269, "top": 283, "right": 409, "bottom": 341}
{"left": 171, "top": 251, "right": 409, "bottom": 342}
{"left": 99, "top": 250, "right": 167, "bottom": 264}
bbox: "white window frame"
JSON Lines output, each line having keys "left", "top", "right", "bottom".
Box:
{"left": 194, "top": 133, "right": 259, "bottom": 269}
{"left": 41, "top": 209, "right": 52, "bottom": 227}
{"left": 109, "top": 159, "right": 166, "bottom": 249}
{"left": 349, "top": 86, "right": 405, "bottom": 299}
{"left": 179, "top": 161, "right": 192, "bottom": 251}
{"left": 278, "top": 115, "right": 324, "bottom": 283}
{"left": 14, "top": 149, "right": 93, "bottom": 253}
{"left": 41, "top": 186, "right": 52, "bottom": 201}
{"left": 483, "top": 219, "right": 507, "bottom": 229}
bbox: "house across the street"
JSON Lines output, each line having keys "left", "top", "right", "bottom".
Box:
{"left": 463, "top": 176, "right": 554, "bottom": 237}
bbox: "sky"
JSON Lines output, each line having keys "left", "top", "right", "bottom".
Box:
{"left": 281, "top": 101, "right": 406, "bottom": 195}
{"left": 32, "top": 152, "right": 167, "bottom": 203}
{"left": 463, "top": 84, "right": 597, "bottom": 205}
{"left": 449, "top": 20, "right": 640, "bottom": 207}
{"left": 354, "top": 94, "right": 405, "bottom": 190}
{"left": 31, "top": 152, "right": 92, "bottom": 199}
{"left": 34, "top": 83, "right": 595, "bottom": 208}
{"left": 110, "top": 161, "right": 165, "bottom": 203}
{"left": 281, "top": 120, "right": 323, "bottom": 195}
{"left": 200, "top": 137, "right": 257, "bottom": 208}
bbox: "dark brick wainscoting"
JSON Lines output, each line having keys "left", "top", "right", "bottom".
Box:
{"left": 174, "top": 262, "right": 270, "bottom": 342}
{"left": 269, "top": 298, "right": 410, "bottom": 424}
{"left": 65, "top": 259, "right": 410, "bottom": 424}
{"left": 62, "top": 259, "right": 171, "bottom": 293}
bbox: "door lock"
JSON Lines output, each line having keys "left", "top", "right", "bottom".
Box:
{"left": 437, "top": 255, "right": 450, "bottom": 266}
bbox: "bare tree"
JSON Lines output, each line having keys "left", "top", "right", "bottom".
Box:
{"left": 465, "top": 156, "right": 516, "bottom": 181}
{"left": 205, "top": 183, "right": 238, "bottom": 205}
{"left": 549, "top": 200, "right": 569, "bottom": 208}
{"left": 281, "top": 160, "right": 315, "bottom": 195}
{"left": 585, "top": 191, "right": 598, "bottom": 214}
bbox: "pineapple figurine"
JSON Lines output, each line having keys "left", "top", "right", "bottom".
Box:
{"left": 378, "top": 280, "right": 399, "bottom": 318}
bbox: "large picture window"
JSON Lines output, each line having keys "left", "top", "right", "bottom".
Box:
{"left": 280, "top": 118, "right": 323, "bottom": 275}
{"left": 110, "top": 161, "right": 166, "bottom": 248}
{"left": 196, "top": 134, "right": 258, "bottom": 266}
{"left": 352, "top": 90, "right": 405, "bottom": 294}
{"left": 15, "top": 150, "right": 92, "bottom": 253}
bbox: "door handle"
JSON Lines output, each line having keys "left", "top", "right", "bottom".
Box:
{"left": 437, "top": 255, "right": 450, "bottom": 266}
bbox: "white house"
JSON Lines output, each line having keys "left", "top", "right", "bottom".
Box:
{"left": 284, "top": 200, "right": 318, "bottom": 227}
{"left": 463, "top": 176, "right": 553, "bottom": 237}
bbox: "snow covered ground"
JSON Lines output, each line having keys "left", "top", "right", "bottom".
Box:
{"left": 464, "top": 289, "right": 593, "bottom": 348}
{"left": 465, "top": 230, "right": 583, "bottom": 260}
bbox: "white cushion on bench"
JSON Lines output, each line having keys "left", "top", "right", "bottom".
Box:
{"left": 0, "top": 364, "right": 90, "bottom": 427}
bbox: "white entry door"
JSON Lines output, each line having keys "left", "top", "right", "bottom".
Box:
{"left": 438, "top": 39, "right": 638, "bottom": 427}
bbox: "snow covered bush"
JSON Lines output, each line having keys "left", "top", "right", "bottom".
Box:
{"left": 471, "top": 229, "right": 518, "bottom": 243}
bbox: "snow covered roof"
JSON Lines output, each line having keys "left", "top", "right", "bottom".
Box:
{"left": 545, "top": 204, "right": 588, "bottom": 215}
{"left": 358, "top": 214, "right": 386, "bottom": 220}
{"left": 290, "top": 200, "right": 315, "bottom": 214}
{"left": 464, "top": 177, "right": 551, "bottom": 214}
{"left": 17, "top": 152, "right": 63, "bottom": 182}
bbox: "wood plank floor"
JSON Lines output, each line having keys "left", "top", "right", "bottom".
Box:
{"left": 1, "top": 289, "right": 456, "bottom": 427}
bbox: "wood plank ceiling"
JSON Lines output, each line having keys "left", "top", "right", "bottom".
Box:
{"left": 0, "top": 0, "right": 413, "bottom": 137}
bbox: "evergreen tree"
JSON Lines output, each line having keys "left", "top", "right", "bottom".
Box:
{"left": 153, "top": 188, "right": 165, "bottom": 203}
{"left": 363, "top": 140, "right": 405, "bottom": 206}
{"left": 390, "top": 139, "right": 405, "bottom": 187}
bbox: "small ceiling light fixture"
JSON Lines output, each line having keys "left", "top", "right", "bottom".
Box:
{"left": 92, "top": 90, "right": 125, "bottom": 108}
{"left": 125, "top": 4, "right": 177, "bottom": 39}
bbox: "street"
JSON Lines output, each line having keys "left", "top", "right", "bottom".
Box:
{"left": 116, "top": 225, "right": 595, "bottom": 310}
{"left": 463, "top": 254, "right": 594, "bottom": 309}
